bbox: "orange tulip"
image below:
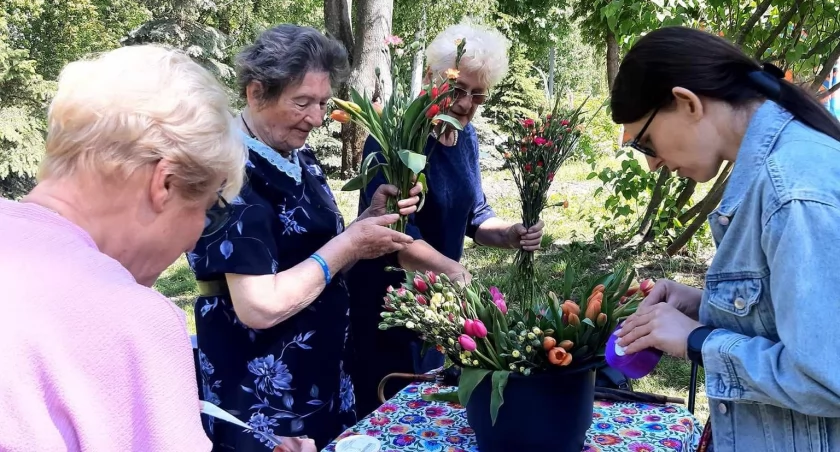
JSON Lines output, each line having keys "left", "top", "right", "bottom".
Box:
{"left": 568, "top": 313, "right": 581, "bottom": 327}
{"left": 373, "top": 101, "right": 383, "bottom": 117}
{"left": 591, "top": 284, "right": 605, "bottom": 295}
{"left": 625, "top": 283, "right": 640, "bottom": 297}
{"left": 585, "top": 300, "right": 602, "bottom": 322}
{"left": 587, "top": 291, "right": 603, "bottom": 305}
{"left": 330, "top": 110, "right": 351, "bottom": 123}
{"left": 562, "top": 301, "right": 580, "bottom": 317}
{"left": 597, "top": 313, "right": 607, "bottom": 327}
{"left": 548, "top": 347, "right": 573, "bottom": 366}
{"left": 558, "top": 340, "right": 574, "bottom": 351}
{"left": 543, "top": 337, "right": 557, "bottom": 351}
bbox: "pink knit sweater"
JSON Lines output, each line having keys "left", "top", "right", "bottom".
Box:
{"left": 0, "top": 199, "right": 211, "bottom": 451}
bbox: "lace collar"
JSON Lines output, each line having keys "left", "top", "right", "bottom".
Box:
{"left": 239, "top": 131, "right": 303, "bottom": 185}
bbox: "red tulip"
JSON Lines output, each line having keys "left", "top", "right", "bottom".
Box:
{"left": 431, "top": 86, "right": 439, "bottom": 98}
{"left": 413, "top": 275, "right": 428, "bottom": 292}
{"left": 548, "top": 172, "right": 555, "bottom": 182}
{"left": 640, "top": 279, "right": 655, "bottom": 295}
{"left": 416, "top": 294, "right": 428, "bottom": 305}
{"left": 419, "top": 90, "right": 427, "bottom": 97}
{"left": 561, "top": 119, "right": 570, "bottom": 126}
{"left": 425, "top": 271, "right": 437, "bottom": 284}
{"left": 537, "top": 161, "right": 544, "bottom": 168}
{"left": 524, "top": 163, "right": 532, "bottom": 172}
{"left": 425, "top": 104, "right": 440, "bottom": 119}
{"left": 440, "top": 82, "right": 449, "bottom": 92}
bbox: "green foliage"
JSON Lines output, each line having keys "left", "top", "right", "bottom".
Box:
{"left": 484, "top": 45, "right": 547, "bottom": 122}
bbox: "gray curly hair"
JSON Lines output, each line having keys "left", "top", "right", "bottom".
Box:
{"left": 235, "top": 24, "right": 350, "bottom": 105}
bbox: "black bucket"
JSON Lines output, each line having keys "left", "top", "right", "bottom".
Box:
{"left": 465, "top": 364, "right": 596, "bottom": 451}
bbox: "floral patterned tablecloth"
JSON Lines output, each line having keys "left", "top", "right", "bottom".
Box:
{"left": 324, "top": 382, "right": 701, "bottom": 452}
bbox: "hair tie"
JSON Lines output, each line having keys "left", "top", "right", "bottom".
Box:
{"left": 747, "top": 63, "right": 783, "bottom": 100}
{"left": 762, "top": 62, "right": 785, "bottom": 79}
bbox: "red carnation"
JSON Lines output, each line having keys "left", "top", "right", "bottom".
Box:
{"left": 561, "top": 119, "right": 570, "bottom": 126}
{"left": 524, "top": 163, "right": 533, "bottom": 172}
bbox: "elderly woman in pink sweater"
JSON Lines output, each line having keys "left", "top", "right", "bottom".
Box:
{"left": 0, "top": 45, "right": 354, "bottom": 452}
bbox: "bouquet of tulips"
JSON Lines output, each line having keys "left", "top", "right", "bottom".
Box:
{"left": 379, "top": 264, "right": 655, "bottom": 424}
{"left": 494, "top": 97, "right": 597, "bottom": 306}
{"left": 330, "top": 36, "right": 467, "bottom": 232}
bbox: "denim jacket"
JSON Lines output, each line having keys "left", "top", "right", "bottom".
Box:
{"left": 700, "top": 100, "right": 840, "bottom": 451}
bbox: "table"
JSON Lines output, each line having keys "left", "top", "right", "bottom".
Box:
{"left": 324, "top": 382, "right": 702, "bottom": 452}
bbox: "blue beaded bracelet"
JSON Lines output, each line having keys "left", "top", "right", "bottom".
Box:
{"left": 310, "top": 253, "right": 331, "bottom": 284}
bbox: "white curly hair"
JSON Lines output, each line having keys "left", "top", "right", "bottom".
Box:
{"left": 426, "top": 20, "right": 511, "bottom": 88}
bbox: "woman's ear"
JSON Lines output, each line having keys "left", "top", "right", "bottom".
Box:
{"left": 245, "top": 81, "right": 264, "bottom": 110}
{"left": 672, "top": 87, "right": 704, "bottom": 120}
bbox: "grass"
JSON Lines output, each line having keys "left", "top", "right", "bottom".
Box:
{"left": 153, "top": 152, "right": 712, "bottom": 424}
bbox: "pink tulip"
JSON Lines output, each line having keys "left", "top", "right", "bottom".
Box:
{"left": 459, "top": 334, "right": 477, "bottom": 352}
{"left": 396, "top": 287, "right": 407, "bottom": 297}
{"left": 425, "top": 271, "right": 437, "bottom": 284}
{"left": 473, "top": 320, "right": 488, "bottom": 338}
{"left": 494, "top": 298, "right": 508, "bottom": 314}
{"left": 464, "top": 319, "right": 476, "bottom": 336}
{"left": 416, "top": 294, "right": 428, "bottom": 305}
{"left": 386, "top": 286, "right": 394, "bottom": 293}
{"left": 413, "top": 276, "right": 428, "bottom": 292}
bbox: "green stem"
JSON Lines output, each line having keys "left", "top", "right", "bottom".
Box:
{"left": 472, "top": 349, "right": 502, "bottom": 370}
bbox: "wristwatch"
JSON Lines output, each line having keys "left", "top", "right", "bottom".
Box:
{"left": 687, "top": 325, "right": 716, "bottom": 367}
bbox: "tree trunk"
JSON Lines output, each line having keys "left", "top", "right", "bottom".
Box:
{"left": 410, "top": 7, "right": 426, "bottom": 98}
{"left": 324, "top": 0, "right": 355, "bottom": 61}
{"left": 635, "top": 168, "right": 671, "bottom": 238}
{"left": 606, "top": 30, "right": 620, "bottom": 91}
{"left": 340, "top": 0, "right": 394, "bottom": 175}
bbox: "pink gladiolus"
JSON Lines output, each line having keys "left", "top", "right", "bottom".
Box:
{"left": 459, "top": 334, "right": 477, "bottom": 352}
{"left": 416, "top": 295, "right": 428, "bottom": 305}
{"left": 473, "top": 320, "right": 488, "bottom": 338}
{"left": 534, "top": 137, "right": 547, "bottom": 146}
{"left": 413, "top": 275, "right": 429, "bottom": 292}
{"left": 464, "top": 319, "right": 476, "bottom": 336}
{"left": 425, "top": 271, "right": 437, "bottom": 284}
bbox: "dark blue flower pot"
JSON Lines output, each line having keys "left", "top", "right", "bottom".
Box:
{"left": 464, "top": 365, "right": 596, "bottom": 452}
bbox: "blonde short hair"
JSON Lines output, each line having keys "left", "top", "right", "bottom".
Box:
{"left": 426, "top": 20, "right": 510, "bottom": 88}
{"left": 41, "top": 45, "right": 246, "bottom": 201}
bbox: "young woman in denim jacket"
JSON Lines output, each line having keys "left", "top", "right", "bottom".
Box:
{"left": 613, "top": 27, "right": 840, "bottom": 451}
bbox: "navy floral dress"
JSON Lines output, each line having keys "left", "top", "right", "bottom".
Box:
{"left": 188, "top": 133, "right": 356, "bottom": 450}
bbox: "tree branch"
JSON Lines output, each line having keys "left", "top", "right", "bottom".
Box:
{"left": 817, "top": 80, "right": 840, "bottom": 99}
{"left": 801, "top": 29, "right": 840, "bottom": 61}
{"left": 753, "top": 0, "right": 799, "bottom": 60}
{"left": 809, "top": 41, "right": 840, "bottom": 92}
{"left": 736, "top": 0, "right": 773, "bottom": 46}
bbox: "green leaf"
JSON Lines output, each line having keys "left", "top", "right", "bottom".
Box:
{"left": 341, "top": 163, "right": 384, "bottom": 191}
{"left": 397, "top": 149, "right": 427, "bottom": 174}
{"left": 402, "top": 96, "right": 429, "bottom": 144}
{"left": 432, "top": 114, "right": 464, "bottom": 131}
{"left": 422, "top": 391, "right": 460, "bottom": 403}
{"left": 489, "top": 371, "right": 511, "bottom": 426}
{"left": 457, "top": 367, "right": 491, "bottom": 407}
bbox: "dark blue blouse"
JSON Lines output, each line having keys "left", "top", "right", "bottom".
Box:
{"left": 188, "top": 138, "right": 356, "bottom": 450}
{"left": 347, "top": 124, "right": 496, "bottom": 416}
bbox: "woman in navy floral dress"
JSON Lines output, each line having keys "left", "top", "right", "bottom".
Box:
{"left": 188, "top": 25, "right": 421, "bottom": 451}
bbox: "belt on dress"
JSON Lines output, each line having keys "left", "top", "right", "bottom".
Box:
{"left": 196, "top": 279, "right": 228, "bottom": 297}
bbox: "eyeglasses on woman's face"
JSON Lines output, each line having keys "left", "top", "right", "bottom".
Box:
{"left": 625, "top": 107, "right": 660, "bottom": 158}
{"left": 453, "top": 87, "right": 488, "bottom": 105}
{"left": 202, "top": 193, "right": 232, "bottom": 237}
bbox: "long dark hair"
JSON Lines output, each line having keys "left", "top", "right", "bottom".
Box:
{"left": 611, "top": 27, "right": 840, "bottom": 142}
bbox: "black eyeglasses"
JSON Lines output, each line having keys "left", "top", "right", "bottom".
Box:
{"left": 625, "top": 107, "right": 660, "bottom": 158}
{"left": 453, "top": 87, "right": 488, "bottom": 105}
{"left": 202, "top": 194, "right": 233, "bottom": 237}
